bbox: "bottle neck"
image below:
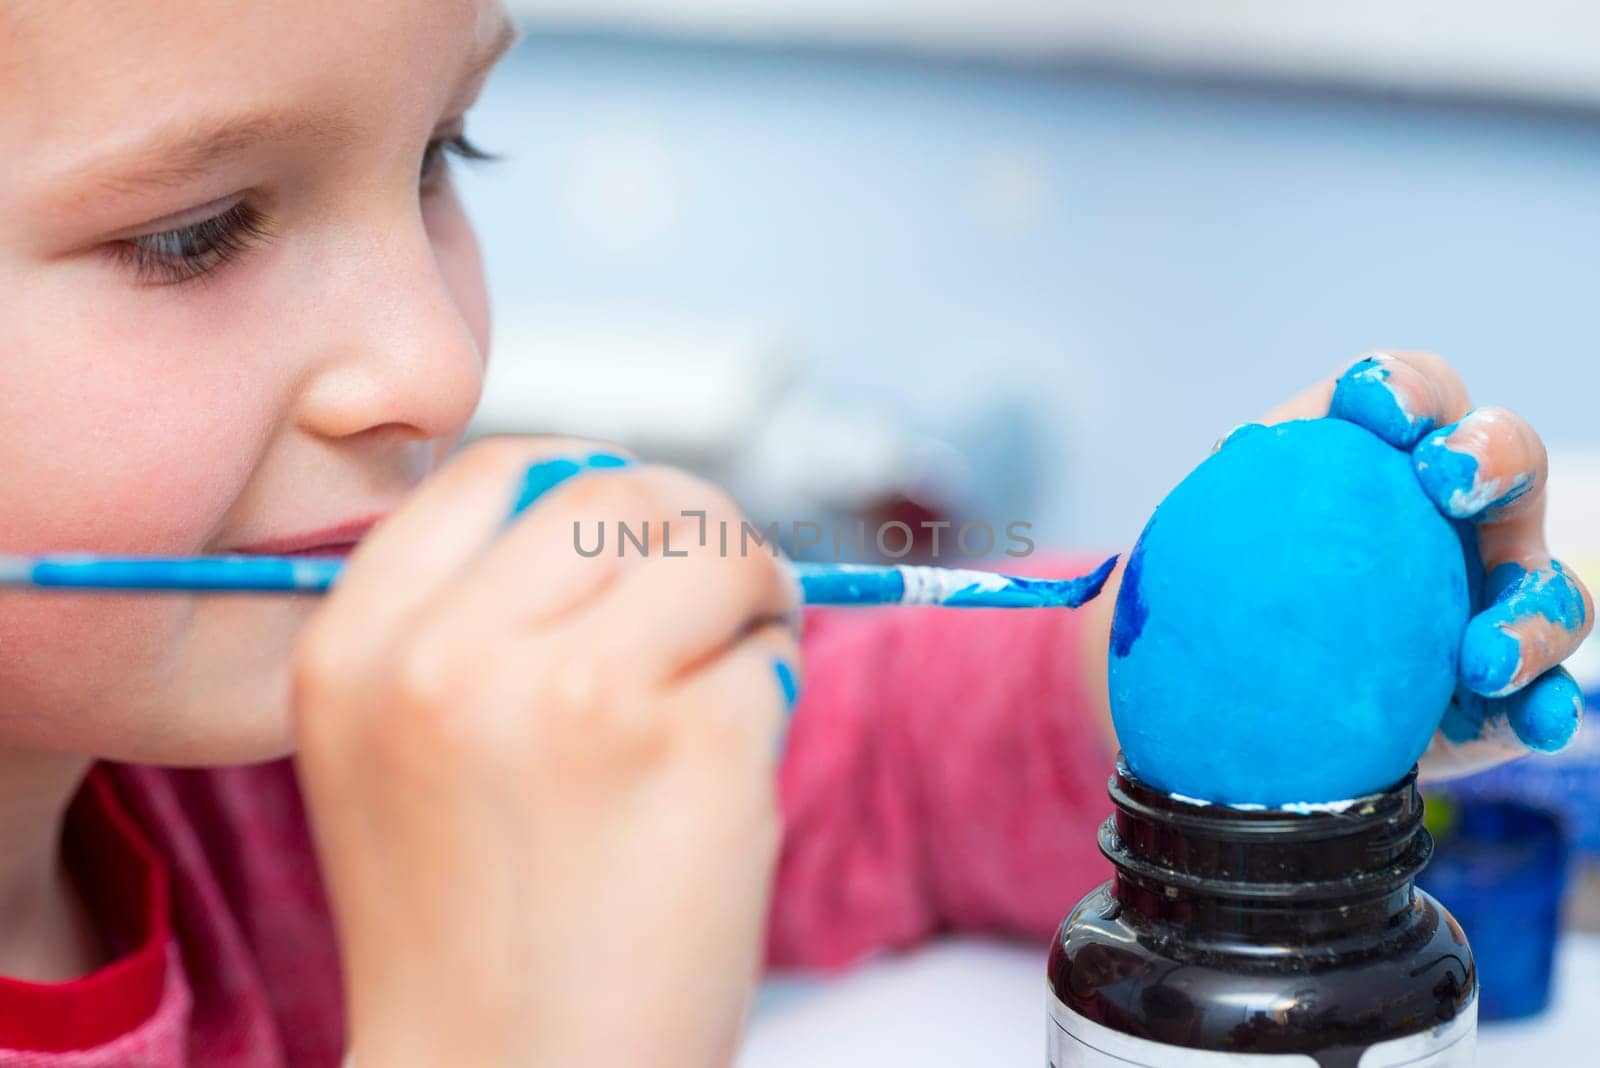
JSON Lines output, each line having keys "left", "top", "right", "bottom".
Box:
{"left": 1099, "top": 760, "right": 1432, "bottom": 942}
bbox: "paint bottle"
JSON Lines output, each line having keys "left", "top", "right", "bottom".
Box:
{"left": 1048, "top": 760, "right": 1477, "bottom": 1067}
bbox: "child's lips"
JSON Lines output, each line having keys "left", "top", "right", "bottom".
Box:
{"left": 232, "top": 516, "right": 384, "bottom": 558}
{"left": 278, "top": 543, "right": 360, "bottom": 559}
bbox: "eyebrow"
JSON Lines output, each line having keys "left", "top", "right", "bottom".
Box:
{"left": 61, "top": 13, "right": 519, "bottom": 200}
{"left": 78, "top": 113, "right": 362, "bottom": 196}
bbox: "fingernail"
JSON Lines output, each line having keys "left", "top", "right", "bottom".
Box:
{"left": 1487, "top": 560, "right": 1588, "bottom": 629}
{"left": 1459, "top": 617, "right": 1523, "bottom": 697}
{"left": 777, "top": 558, "right": 807, "bottom": 636}
{"left": 509, "top": 452, "right": 631, "bottom": 518}
{"left": 1212, "top": 422, "right": 1263, "bottom": 453}
{"left": 1329, "top": 355, "right": 1436, "bottom": 449}
{"left": 774, "top": 659, "right": 801, "bottom": 714}
{"left": 1411, "top": 414, "right": 1532, "bottom": 519}
{"left": 1504, "top": 667, "right": 1584, "bottom": 752}
{"left": 1461, "top": 562, "right": 1589, "bottom": 697}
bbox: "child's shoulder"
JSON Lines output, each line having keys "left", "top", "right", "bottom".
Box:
{"left": 100, "top": 759, "right": 346, "bottom": 1063}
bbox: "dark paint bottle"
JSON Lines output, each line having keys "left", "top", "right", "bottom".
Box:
{"left": 1048, "top": 760, "right": 1477, "bottom": 1067}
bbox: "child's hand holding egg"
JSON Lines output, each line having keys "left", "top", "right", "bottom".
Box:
{"left": 1108, "top": 352, "right": 1593, "bottom": 807}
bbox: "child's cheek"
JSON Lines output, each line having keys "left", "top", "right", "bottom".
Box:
{"left": 0, "top": 588, "right": 309, "bottom": 760}
{"left": 2, "top": 303, "right": 271, "bottom": 557}
{"left": 0, "top": 592, "right": 196, "bottom": 752}
{"left": 0, "top": 302, "right": 283, "bottom": 754}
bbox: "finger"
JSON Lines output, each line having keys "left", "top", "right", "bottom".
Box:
{"left": 1431, "top": 663, "right": 1585, "bottom": 775}
{"left": 1500, "top": 665, "right": 1586, "bottom": 752}
{"left": 1411, "top": 406, "right": 1544, "bottom": 521}
{"left": 1407, "top": 405, "right": 1593, "bottom": 696}
{"left": 1459, "top": 555, "right": 1593, "bottom": 697}
{"left": 438, "top": 461, "right": 668, "bottom": 633}
{"left": 1420, "top": 688, "right": 1528, "bottom": 782}
{"left": 665, "top": 621, "right": 803, "bottom": 759}
{"left": 1327, "top": 351, "right": 1473, "bottom": 449}
{"left": 1435, "top": 685, "right": 1526, "bottom": 761}
{"left": 315, "top": 438, "right": 625, "bottom": 657}
{"left": 572, "top": 510, "right": 798, "bottom": 687}
{"left": 588, "top": 550, "right": 797, "bottom": 687}
{"left": 508, "top": 451, "right": 632, "bottom": 518}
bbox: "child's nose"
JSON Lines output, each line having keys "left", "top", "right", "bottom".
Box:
{"left": 290, "top": 222, "right": 486, "bottom": 445}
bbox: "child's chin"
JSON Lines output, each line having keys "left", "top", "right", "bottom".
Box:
{"left": 109, "top": 702, "right": 297, "bottom": 769}
{"left": 136, "top": 596, "right": 309, "bottom": 767}
{"left": 108, "top": 658, "right": 300, "bottom": 768}
{"left": 162, "top": 726, "right": 297, "bottom": 768}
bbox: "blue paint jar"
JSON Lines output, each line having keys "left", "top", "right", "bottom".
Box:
{"left": 1417, "top": 799, "right": 1567, "bottom": 1022}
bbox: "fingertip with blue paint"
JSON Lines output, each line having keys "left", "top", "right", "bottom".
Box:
{"left": 1329, "top": 355, "right": 1436, "bottom": 449}
{"left": 1459, "top": 616, "right": 1524, "bottom": 698}
{"left": 1461, "top": 561, "right": 1590, "bottom": 696}
{"left": 1412, "top": 415, "right": 1534, "bottom": 520}
{"left": 509, "top": 452, "right": 632, "bottom": 519}
{"left": 1507, "top": 559, "right": 1591, "bottom": 632}
{"left": 1212, "top": 422, "right": 1265, "bottom": 453}
{"left": 1503, "top": 666, "right": 1584, "bottom": 753}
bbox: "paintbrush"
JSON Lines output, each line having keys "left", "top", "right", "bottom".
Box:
{"left": 0, "top": 553, "right": 1118, "bottom": 609}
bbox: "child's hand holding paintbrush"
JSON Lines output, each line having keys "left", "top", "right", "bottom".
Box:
{"left": 294, "top": 439, "right": 798, "bottom": 1066}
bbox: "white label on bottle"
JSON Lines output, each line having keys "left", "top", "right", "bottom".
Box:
{"left": 1048, "top": 986, "right": 1476, "bottom": 1066}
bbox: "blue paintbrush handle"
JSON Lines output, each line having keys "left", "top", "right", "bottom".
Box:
{"left": 1, "top": 553, "right": 1118, "bottom": 609}
{"left": 789, "top": 557, "right": 1117, "bottom": 608}
{"left": 6, "top": 554, "right": 343, "bottom": 592}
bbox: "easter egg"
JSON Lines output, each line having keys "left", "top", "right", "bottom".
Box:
{"left": 1108, "top": 418, "right": 1469, "bottom": 806}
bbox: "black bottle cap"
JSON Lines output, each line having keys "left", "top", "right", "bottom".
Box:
{"left": 1101, "top": 756, "right": 1431, "bottom": 908}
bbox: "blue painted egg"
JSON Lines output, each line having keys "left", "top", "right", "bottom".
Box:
{"left": 1108, "top": 419, "right": 1469, "bottom": 806}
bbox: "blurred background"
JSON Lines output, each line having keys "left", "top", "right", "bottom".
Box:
{"left": 457, "top": 1, "right": 1600, "bottom": 1057}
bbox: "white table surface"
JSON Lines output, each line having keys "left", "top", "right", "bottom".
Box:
{"left": 743, "top": 934, "right": 1600, "bottom": 1066}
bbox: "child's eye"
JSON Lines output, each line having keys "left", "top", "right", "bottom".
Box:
{"left": 112, "top": 201, "right": 271, "bottom": 287}
{"left": 420, "top": 133, "right": 498, "bottom": 193}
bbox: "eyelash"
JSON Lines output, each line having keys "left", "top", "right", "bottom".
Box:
{"left": 113, "top": 201, "right": 272, "bottom": 287}
{"left": 114, "top": 133, "right": 497, "bottom": 287}
{"left": 421, "top": 133, "right": 498, "bottom": 191}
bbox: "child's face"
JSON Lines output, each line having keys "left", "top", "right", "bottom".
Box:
{"left": 0, "top": 1, "right": 510, "bottom": 763}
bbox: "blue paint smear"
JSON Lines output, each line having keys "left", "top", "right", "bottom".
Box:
{"left": 939, "top": 555, "right": 1118, "bottom": 608}
{"left": 1490, "top": 472, "right": 1536, "bottom": 511}
{"left": 1461, "top": 560, "right": 1590, "bottom": 696}
{"left": 1502, "top": 667, "right": 1584, "bottom": 752}
{"left": 1107, "top": 418, "right": 1470, "bottom": 806}
{"left": 1411, "top": 429, "right": 1483, "bottom": 517}
{"left": 1109, "top": 529, "right": 1151, "bottom": 658}
{"left": 791, "top": 557, "right": 1118, "bottom": 608}
{"left": 1486, "top": 560, "right": 1589, "bottom": 630}
{"left": 510, "top": 452, "right": 632, "bottom": 518}
{"left": 1412, "top": 425, "right": 1531, "bottom": 519}
{"left": 1328, "top": 357, "right": 1437, "bottom": 448}
{"left": 1440, "top": 686, "right": 1491, "bottom": 745}
{"left": 1448, "top": 667, "right": 1585, "bottom": 752}
{"left": 773, "top": 659, "right": 802, "bottom": 711}
{"left": 1460, "top": 623, "right": 1524, "bottom": 697}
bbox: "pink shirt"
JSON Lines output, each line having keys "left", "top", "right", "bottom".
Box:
{"left": 0, "top": 572, "right": 1114, "bottom": 1065}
